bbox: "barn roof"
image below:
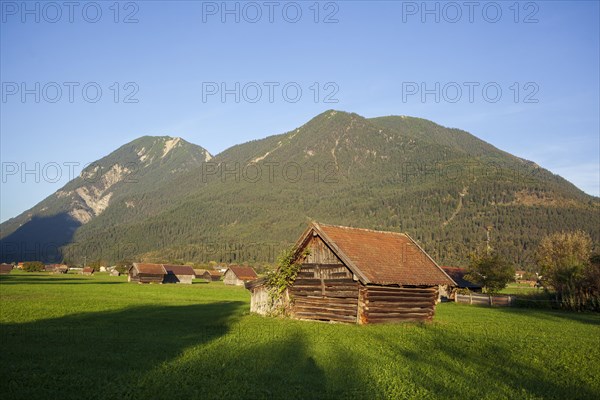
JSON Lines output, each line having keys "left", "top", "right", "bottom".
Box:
{"left": 226, "top": 266, "right": 258, "bottom": 281}
{"left": 194, "top": 269, "right": 207, "bottom": 276}
{"left": 163, "top": 264, "right": 195, "bottom": 276}
{"left": 441, "top": 267, "right": 482, "bottom": 289}
{"left": 133, "top": 263, "right": 167, "bottom": 275}
{"left": 206, "top": 270, "right": 223, "bottom": 277}
{"left": 295, "top": 223, "right": 456, "bottom": 286}
{"left": 82, "top": 267, "right": 95, "bottom": 273}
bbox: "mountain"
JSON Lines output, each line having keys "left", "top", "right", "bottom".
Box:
{"left": 1, "top": 111, "right": 598, "bottom": 267}
{"left": 0, "top": 136, "right": 212, "bottom": 262}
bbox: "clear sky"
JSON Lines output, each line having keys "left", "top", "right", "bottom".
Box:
{"left": 1, "top": 0, "right": 599, "bottom": 223}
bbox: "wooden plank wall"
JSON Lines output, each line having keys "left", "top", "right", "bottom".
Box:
{"left": 303, "top": 235, "right": 342, "bottom": 264}
{"left": 361, "top": 286, "right": 438, "bottom": 323}
{"left": 290, "top": 263, "right": 359, "bottom": 323}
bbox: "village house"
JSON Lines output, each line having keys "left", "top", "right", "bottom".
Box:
{"left": 438, "top": 266, "right": 482, "bottom": 301}
{"left": 128, "top": 263, "right": 166, "bottom": 284}
{"left": 223, "top": 266, "right": 258, "bottom": 286}
{"left": 0, "top": 263, "right": 13, "bottom": 274}
{"left": 162, "top": 264, "right": 196, "bottom": 284}
{"left": 82, "top": 267, "right": 95, "bottom": 276}
{"left": 246, "top": 222, "right": 455, "bottom": 324}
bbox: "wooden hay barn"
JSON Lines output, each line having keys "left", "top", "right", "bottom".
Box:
{"left": 193, "top": 269, "right": 207, "bottom": 278}
{"left": 81, "top": 267, "right": 95, "bottom": 276}
{"left": 247, "top": 222, "right": 455, "bottom": 324}
{"left": 223, "top": 266, "right": 258, "bottom": 286}
{"left": 204, "top": 270, "right": 223, "bottom": 281}
{"left": 45, "top": 264, "right": 57, "bottom": 272}
{"left": 54, "top": 265, "right": 69, "bottom": 274}
{"left": 128, "top": 263, "right": 166, "bottom": 284}
{"left": 0, "top": 263, "right": 13, "bottom": 274}
{"left": 163, "top": 264, "right": 195, "bottom": 284}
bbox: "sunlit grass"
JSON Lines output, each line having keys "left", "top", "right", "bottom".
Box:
{"left": 1, "top": 272, "right": 599, "bottom": 399}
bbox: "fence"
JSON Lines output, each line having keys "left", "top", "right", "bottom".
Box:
{"left": 455, "top": 293, "right": 513, "bottom": 306}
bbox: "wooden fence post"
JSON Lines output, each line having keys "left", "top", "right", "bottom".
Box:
{"left": 469, "top": 292, "right": 472, "bottom": 305}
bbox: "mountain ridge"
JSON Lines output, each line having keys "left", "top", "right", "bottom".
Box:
{"left": 1, "top": 110, "right": 598, "bottom": 266}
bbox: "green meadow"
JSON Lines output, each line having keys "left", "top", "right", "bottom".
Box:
{"left": 1, "top": 272, "right": 599, "bottom": 400}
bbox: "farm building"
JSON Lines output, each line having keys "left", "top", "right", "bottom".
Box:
{"left": 128, "top": 263, "right": 166, "bottom": 284}
{"left": 223, "top": 266, "right": 258, "bottom": 286}
{"left": 193, "top": 269, "right": 207, "bottom": 278}
{"left": 246, "top": 222, "right": 455, "bottom": 324}
{"left": 194, "top": 269, "right": 223, "bottom": 281}
{"left": 82, "top": 267, "right": 95, "bottom": 276}
{"left": 0, "top": 263, "right": 13, "bottom": 274}
{"left": 54, "top": 265, "right": 69, "bottom": 274}
{"left": 245, "top": 278, "right": 274, "bottom": 315}
{"left": 203, "top": 270, "right": 223, "bottom": 281}
{"left": 163, "top": 265, "right": 195, "bottom": 284}
{"left": 110, "top": 268, "right": 121, "bottom": 276}
{"left": 438, "top": 266, "right": 482, "bottom": 301}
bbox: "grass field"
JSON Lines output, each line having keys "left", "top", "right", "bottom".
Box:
{"left": 499, "top": 282, "right": 543, "bottom": 295}
{"left": 1, "top": 272, "right": 599, "bottom": 400}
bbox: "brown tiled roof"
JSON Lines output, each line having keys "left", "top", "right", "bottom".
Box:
{"left": 227, "top": 266, "right": 258, "bottom": 281}
{"left": 82, "top": 267, "right": 95, "bottom": 273}
{"left": 163, "top": 264, "right": 195, "bottom": 276}
{"left": 296, "top": 223, "right": 455, "bottom": 286}
{"left": 133, "top": 263, "right": 167, "bottom": 275}
{"left": 441, "top": 266, "right": 481, "bottom": 289}
{"left": 207, "top": 270, "right": 223, "bottom": 277}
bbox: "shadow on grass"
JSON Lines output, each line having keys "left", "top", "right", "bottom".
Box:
{"left": 0, "top": 302, "right": 348, "bottom": 400}
{"left": 0, "top": 302, "right": 245, "bottom": 399}
{"left": 3, "top": 298, "right": 597, "bottom": 399}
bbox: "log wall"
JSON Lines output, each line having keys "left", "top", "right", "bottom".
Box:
{"left": 360, "top": 285, "right": 438, "bottom": 323}
{"left": 290, "top": 263, "right": 359, "bottom": 323}
{"left": 128, "top": 272, "right": 164, "bottom": 284}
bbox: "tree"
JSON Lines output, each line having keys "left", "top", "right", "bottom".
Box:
{"left": 465, "top": 252, "right": 515, "bottom": 294}
{"left": 536, "top": 231, "right": 595, "bottom": 310}
{"left": 115, "top": 260, "right": 133, "bottom": 274}
{"left": 22, "top": 261, "right": 45, "bottom": 272}
{"left": 583, "top": 254, "right": 600, "bottom": 309}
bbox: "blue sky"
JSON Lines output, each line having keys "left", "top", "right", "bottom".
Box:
{"left": 1, "top": 0, "right": 599, "bottom": 223}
